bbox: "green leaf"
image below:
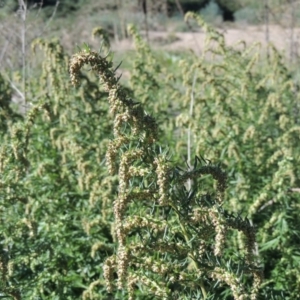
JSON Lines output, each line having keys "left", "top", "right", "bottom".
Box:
{"left": 260, "top": 237, "right": 280, "bottom": 251}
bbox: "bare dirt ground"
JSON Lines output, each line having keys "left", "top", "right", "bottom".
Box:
{"left": 112, "top": 24, "right": 300, "bottom": 57}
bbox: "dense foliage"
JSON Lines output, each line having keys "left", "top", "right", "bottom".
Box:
{"left": 0, "top": 14, "right": 299, "bottom": 300}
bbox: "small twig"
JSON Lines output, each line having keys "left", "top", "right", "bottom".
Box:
{"left": 263, "top": 0, "right": 270, "bottom": 58}
{"left": 259, "top": 187, "right": 300, "bottom": 212}
{"left": 288, "top": 0, "right": 296, "bottom": 64}
{"left": 141, "top": 0, "right": 149, "bottom": 44}
{"left": 5, "top": 57, "right": 13, "bottom": 69}
{"left": 6, "top": 76, "right": 25, "bottom": 101}
{"left": 258, "top": 199, "right": 275, "bottom": 212}
{"left": 18, "top": 0, "right": 27, "bottom": 109}
{"left": 187, "top": 72, "right": 197, "bottom": 190}
{"left": 288, "top": 187, "right": 300, "bottom": 193}
{"left": 0, "top": 39, "right": 10, "bottom": 67}
{"left": 33, "top": 1, "right": 59, "bottom": 39}
{"left": 116, "top": 0, "right": 127, "bottom": 40}
{"left": 174, "top": 0, "right": 201, "bottom": 55}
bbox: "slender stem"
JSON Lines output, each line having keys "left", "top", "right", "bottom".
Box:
{"left": 117, "top": 0, "right": 126, "bottom": 40}
{"left": 264, "top": 0, "right": 269, "bottom": 58}
{"left": 174, "top": 0, "right": 201, "bottom": 55}
{"left": 187, "top": 252, "right": 207, "bottom": 298}
{"left": 187, "top": 72, "right": 197, "bottom": 190}
{"left": 289, "top": 0, "right": 296, "bottom": 64}
{"left": 169, "top": 201, "right": 207, "bottom": 299}
{"left": 18, "top": 0, "right": 27, "bottom": 110}
{"left": 179, "top": 214, "right": 207, "bottom": 299}
{"left": 142, "top": 0, "right": 149, "bottom": 43}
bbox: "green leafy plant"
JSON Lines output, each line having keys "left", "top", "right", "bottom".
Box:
{"left": 69, "top": 38, "right": 263, "bottom": 300}
{"left": 0, "top": 11, "right": 300, "bottom": 300}
{"left": 0, "top": 38, "right": 115, "bottom": 299}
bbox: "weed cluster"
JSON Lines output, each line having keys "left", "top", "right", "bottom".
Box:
{"left": 0, "top": 13, "right": 299, "bottom": 300}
